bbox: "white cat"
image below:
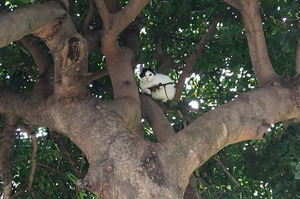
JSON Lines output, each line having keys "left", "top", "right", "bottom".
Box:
{"left": 139, "top": 67, "right": 176, "bottom": 102}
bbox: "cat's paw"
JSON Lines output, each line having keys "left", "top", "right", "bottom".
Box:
{"left": 144, "top": 89, "right": 152, "bottom": 95}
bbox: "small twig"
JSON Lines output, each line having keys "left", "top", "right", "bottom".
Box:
{"left": 27, "top": 131, "right": 38, "bottom": 199}
{"left": 86, "top": 68, "right": 108, "bottom": 82}
{"left": 51, "top": 131, "right": 82, "bottom": 178}
{"left": 215, "top": 157, "right": 241, "bottom": 186}
{"left": 79, "top": 152, "right": 86, "bottom": 175}
{"left": 37, "top": 163, "right": 70, "bottom": 179}
{"left": 148, "top": 82, "right": 173, "bottom": 92}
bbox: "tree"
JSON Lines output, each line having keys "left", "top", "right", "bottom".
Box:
{"left": 0, "top": 0, "right": 300, "bottom": 198}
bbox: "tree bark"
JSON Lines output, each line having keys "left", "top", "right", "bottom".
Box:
{"left": 0, "top": 2, "right": 65, "bottom": 48}
{"left": 1, "top": 79, "right": 300, "bottom": 198}
{"left": 0, "top": 114, "right": 17, "bottom": 199}
{"left": 224, "top": 0, "right": 279, "bottom": 86}
{"left": 1, "top": 1, "right": 300, "bottom": 198}
{"left": 140, "top": 94, "right": 175, "bottom": 143}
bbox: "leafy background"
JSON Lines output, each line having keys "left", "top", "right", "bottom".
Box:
{"left": 0, "top": 0, "right": 300, "bottom": 198}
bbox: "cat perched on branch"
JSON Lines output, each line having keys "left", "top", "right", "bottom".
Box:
{"left": 139, "top": 67, "right": 176, "bottom": 102}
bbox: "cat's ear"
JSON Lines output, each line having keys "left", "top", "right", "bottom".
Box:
{"left": 150, "top": 65, "right": 155, "bottom": 71}
{"left": 138, "top": 64, "right": 144, "bottom": 72}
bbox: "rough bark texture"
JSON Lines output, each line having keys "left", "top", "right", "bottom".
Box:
{"left": 1, "top": 0, "right": 300, "bottom": 198}
{"left": 140, "top": 94, "right": 175, "bottom": 143}
{"left": 0, "top": 115, "right": 17, "bottom": 199}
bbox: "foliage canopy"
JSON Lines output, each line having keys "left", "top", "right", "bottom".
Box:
{"left": 0, "top": 0, "right": 300, "bottom": 198}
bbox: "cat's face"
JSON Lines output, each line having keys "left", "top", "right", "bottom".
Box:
{"left": 140, "top": 68, "right": 155, "bottom": 82}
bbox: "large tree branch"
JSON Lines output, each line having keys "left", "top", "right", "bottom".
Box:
{"left": 174, "top": 13, "right": 222, "bottom": 102}
{"left": 95, "top": 0, "right": 148, "bottom": 39}
{"left": 0, "top": 2, "right": 65, "bottom": 48}
{"left": 0, "top": 88, "right": 142, "bottom": 159}
{"left": 113, "top": 0, "right": 149, "bottom": 35}
{"left": 294, "top": 22, "right": 300, "bottom": 79}
{"left": 33, "top": 6, "right": 90, "bottom": 101}
{"left": 94, "top": 0, "right": 142, "bottom": 107}
{"left": 224, "top": 0, "right": 279, "bottom": 86}
{"left": 0, "top": 114, "right": 17, "bottom": 199}
{"left": 140, "top": 94, "right": 175, "bottom": 143}
{"left": 0, "top": 2, "right": 89, "bottom": 101}
{"left": 160, "top": 83, "right": 300, "bottom": 186}
{"left": 183, "top": 175, "right": 203, "bottom": 199}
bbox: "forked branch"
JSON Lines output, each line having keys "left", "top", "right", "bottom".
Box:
{"left": 94, "top": 0, "right": 112, "bottom": 30}
{"left": 0, "top": 2, "right": 65, "bottom": 48}
{"left": 94, "top": 0, "right": 149, "bottom": 38}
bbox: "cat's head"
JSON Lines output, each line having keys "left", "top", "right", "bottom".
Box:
{"left": 139, "top": 67, "right": 156, "bottom": 82}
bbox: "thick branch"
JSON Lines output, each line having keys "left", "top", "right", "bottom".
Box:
{"left": 95, "top": 0, "right": 148, "bottom": 39}
{"left": 161, "top": 83, "right": 300, "bottom": 185}
{"left": 184, "top": 175, "right": 203, "bottom": 199}
{"left": 174, "top": 13, "right": 222, "bottom": 102}
{"left": 140, "top": 94, "right": 175, "bottom": 143}
{"left": 224, "top": 0, "right": 279, "bottom": 86}
{"left": 113, "top": 0, "right": 149, "bottom": 36}
{"left": 0, "top": 114, "right": 17, "bottom": 199}
{"left": 0, "top": 2, "right": 65, "bottom": 48}
{"left": 34, "top": 8, "right": 89, "bottom": 101}
{"left": 294, "top": 22, "right": 300, "bottom": 78}
{"left": 295, "top": 37, "right": 300, "bottom": 78}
